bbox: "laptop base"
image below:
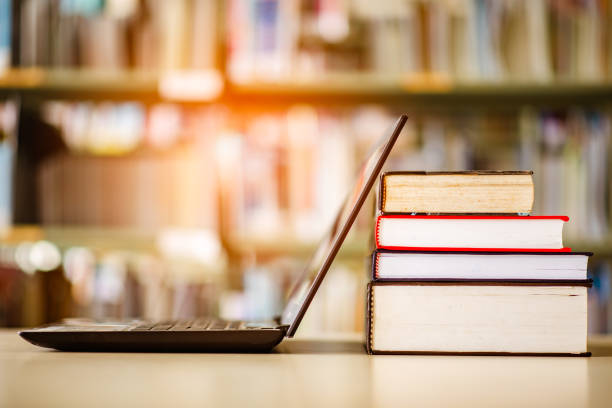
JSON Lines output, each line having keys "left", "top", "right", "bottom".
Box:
{"left": 20, "top": 319, "right": 287, "bottom": 352}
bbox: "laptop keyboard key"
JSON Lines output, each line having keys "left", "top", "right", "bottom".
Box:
{"left": 130, "top": 323, "right": 155, "bottom": 331}
{"left": 169, "top": 321, "right": 192, "bottom": 330}
{"left": 208, "top": 320, "right": 229, "bottom": 330}
{"left": 228, "top": 321, "right": 243, "bottom": 330}
{"left": 151, "top": 323, "right": 174, "bottom": 331}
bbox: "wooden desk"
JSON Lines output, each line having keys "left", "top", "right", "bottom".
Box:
{"left": 2, "top": 330, "right": 612, "bottom": 408}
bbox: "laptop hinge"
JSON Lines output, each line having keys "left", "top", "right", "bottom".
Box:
{"left": 273, "top": 316, "right": 289, "bottom": 331}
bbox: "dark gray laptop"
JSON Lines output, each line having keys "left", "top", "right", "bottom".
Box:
{"left": 19, "top": 115, "right": 407, "bottom": 352}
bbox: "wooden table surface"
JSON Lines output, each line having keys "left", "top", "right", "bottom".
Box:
{"left": 2, "top": 329, "right": 612, "bottom": 408}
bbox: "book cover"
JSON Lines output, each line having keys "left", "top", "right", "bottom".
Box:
{"left": 378, "top": 170, "right": 534, "bottom": 215}
{"left": 374, "top": 215, "right": 571, "bottom": 252}
{"left": 370, "top": 248, "right": 593, "bottom": 282}
{"left": 366, "top": 281, "right": 592, "bottom": 356}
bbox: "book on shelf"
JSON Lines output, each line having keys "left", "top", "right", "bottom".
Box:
{"left": 378, "top": 171, "right": 534, "bottom": 214}
{"left": 371, "top": 249, "right": 592, "bottom": 282}
{"left": 10, "top": 0, "right": 218, "bottom": 71}
{"left": 366, "top": 281, "right": 590, "bottom": 355}
{"left": 523, "top": 109, "right": 611, "bottom": 242}
{"left": 589, "top": 262, "right": 612, "bottom": 334}
{"left": 225, "top": 0, "right": 610, "bottom": 82}
{"left": 0, "top": 0, "right": 10, "bottom": 72}
{"left": 374, "top": 215, "right": 569, "bottom": 252}
{"left": 0, "top": 100, "right": 17, "bottom": 234}
{"left": 36, "top": 103, "right": 220, "bottom": 230}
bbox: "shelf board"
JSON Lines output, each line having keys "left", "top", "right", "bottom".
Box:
{"left": 0, "top": 69, "right": 160, "bottom": 101}
{"left": 3, "top": 226, "right": 612, "bottom": 258}
{"left": 226, "top": 76, "right": 612, "bottom": 107}
{"left": 1, "top": 226, "right": 371, "bottom": 263}
{"left": 225, "top": 231, "right": 370, "bottom": 258}
{"left": 1, "top": 225, "right": 158, "bottom": 253}
{"left": 567, "top": 239, "right": 612, "bottom": 257}
{"left": 1, "top": 69, "right": 612, "bottom": 106}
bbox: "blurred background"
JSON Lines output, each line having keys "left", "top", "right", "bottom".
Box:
{"left": 0, "top": 0, "right": 611, "bottom": 334}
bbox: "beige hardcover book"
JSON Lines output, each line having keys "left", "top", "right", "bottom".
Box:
{"left": 379, "top": 171, "right": 534, "bottom": 214}
{"left": 366, "top": 281, "right": 590, "bottom": 355}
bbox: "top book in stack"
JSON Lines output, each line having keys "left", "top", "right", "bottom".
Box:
{"left": 379, "top": 171, "right": 534, "bottom": 214}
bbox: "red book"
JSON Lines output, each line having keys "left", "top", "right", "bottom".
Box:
{"left": 375, "top": 215, "right": 570, "bottom": 252}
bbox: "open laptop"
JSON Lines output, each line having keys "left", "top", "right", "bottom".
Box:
{"left": 19, "top": 115, "right": 408, "bottom": 352}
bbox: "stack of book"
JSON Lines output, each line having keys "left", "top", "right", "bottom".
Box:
{"left": 366, "top": 171, "right": 592, "bottom": 356}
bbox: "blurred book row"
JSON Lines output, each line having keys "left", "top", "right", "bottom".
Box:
{"left": 0, "top": 0, "right": 217, "bottom": 72}
{"left": 1, "top": 232, "right": 610, "bottom": 334}
{"left": 0, "top": 233, "right": 364, "bottom": 333}
{"left": 2, "top": 0, "right": 612, "bottom": 83}
{"left": 37, "top": 102, "right": 221, "bottom": 229}
{"left": 0, "top": 100, "right": 16, "bottom": 234}
{"left": 228, "top": 0, "right": 612, "bottom": 82}
{"left": 0, "top": 97, "right": 611, "bottom": 331}
{"left": 590, "top": 261, "right": 612, "bottom": 334}
{"left": 1, "top": 101, "right": 610, "bottom": 243}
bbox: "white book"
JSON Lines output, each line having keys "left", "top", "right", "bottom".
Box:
{"left": 375, "top": 215, "right": 568, "bottom": 250}
{"left": 373, "top": 250, "right": 591, "bottom": 281}
{"left": 367, "top": 282, "right": 589, "bottom": 355}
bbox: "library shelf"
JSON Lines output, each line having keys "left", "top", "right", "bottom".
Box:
{"left": 1, "top": 225, "right": 158, "bottom": 254}
{"left": 567, "top": 239, "right": 612, "bottom": 259}
{"left": 226, "top": 76, "right": 612, "bottom": 107}
{"left": 2, "top": 226, "right": 611, "bottom": 258}
{"left": 224, "top": 232, "right": 369, "bottom": 258}
{"left": 1, "top": 226, "right": 370, "bottom": 259}
{"left": 0, "top": 69, "right": 160, "bottom": 101}
{"left": 1, "top": 69, "right": 612, "bottom": 107}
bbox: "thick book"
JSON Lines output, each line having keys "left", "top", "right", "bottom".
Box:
{"left": 366, "top": 281, "right": 591, "bottom": 356}
{"left": 378, "top": 171, "right": 534, "bottom": 214}
{"left": 372, "top": 249, "right": 592, "bottom": 281}
{"left": 375, "top": 215, "right": 570, "bottom": 252}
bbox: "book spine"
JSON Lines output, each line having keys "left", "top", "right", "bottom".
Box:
{"left": 374, "top": 215, "right": 382, "bottom": 248}
{"left": 365, "top": 282, "right": 373, "bottom": 355}
{"left": 372, "top": 250, "right": 378, "bottom": 280}
{"left": 377, "top": 173, "right": 386, "bottom": 212}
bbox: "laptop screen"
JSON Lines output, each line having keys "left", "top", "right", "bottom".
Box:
{"left": 281, "top": 115, "right": 407, "bottom": 336}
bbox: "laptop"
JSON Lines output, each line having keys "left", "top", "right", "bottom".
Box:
{"left": 19, "top": 115, "right": 408, "bottom": 352}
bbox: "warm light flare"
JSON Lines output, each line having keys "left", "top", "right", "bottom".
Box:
{"left": 159, "top": 70, "right": 224, "bottom": 102}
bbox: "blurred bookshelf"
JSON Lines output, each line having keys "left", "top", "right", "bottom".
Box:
{"left": 0, "top": 68, "right": 226, "bottom": 102}
{"left": 226, "top": 78, "right": 612, "bottom": 107}
{"left": 3, "top": 225, "right": 158, "bottom": 253}
{"left": 2, "top": 225, "right": 369, "bottom": 258}
{"left": 1, "top": 0, "right": 612, "bottom": 334}
{"left": 0, "top": 69, "right": 158, "bottom": 92}
{"left": 1, "top": 69, "right": 612, "bottom": 106}
{"left": 0, "top": 69, "right": 160, "bottom": 100}
{"left": 225, "top": 232, "right": 369, "bottom": 258}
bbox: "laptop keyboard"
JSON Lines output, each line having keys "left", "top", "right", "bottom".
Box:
{"left": 28, "top": 318, "right": 283, "bottom": 332}
{"left": 129, "top": 318, "right": 247, "bottom": 331}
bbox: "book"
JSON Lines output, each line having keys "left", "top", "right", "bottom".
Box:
{"left": 372, "top": 249, "right": 592, "bottom": 281}
{"left": 378, "top": 171, "right": 534, "bottom": 214}
{"left": 0, "top": 100, "right": 17, "bottom": 234}
{"left": 366, "top": 281, "right": 590, "bottom": 355}
{"left": 0, "top": 0, "right": 10, "bottom": 72}
{"left": 375, "top": 215, "right": 569, "bottom": 251}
